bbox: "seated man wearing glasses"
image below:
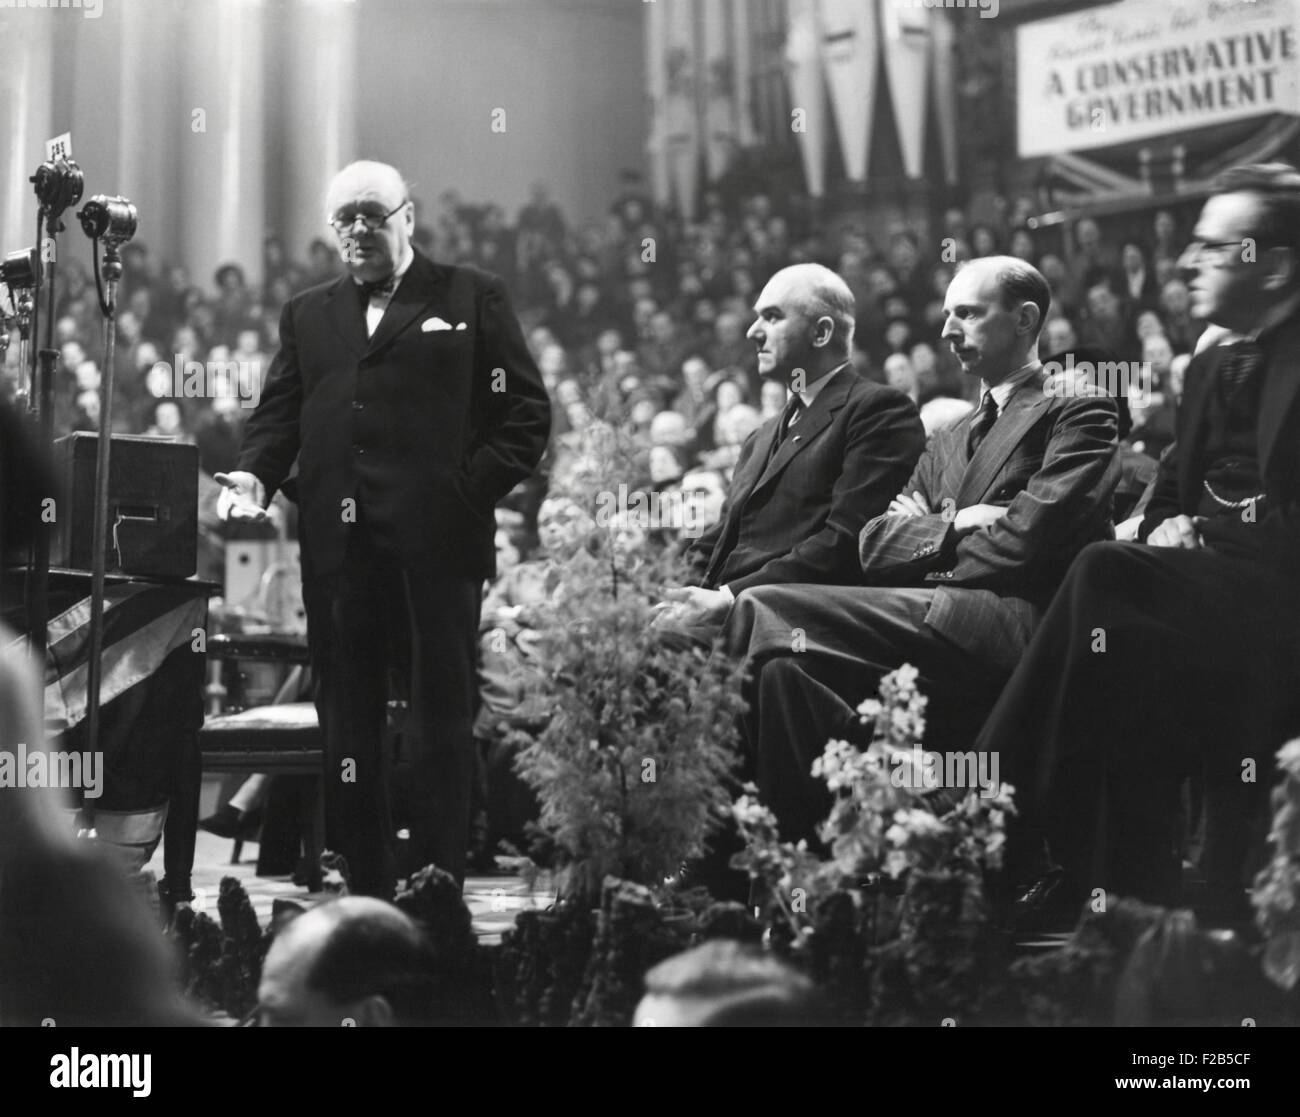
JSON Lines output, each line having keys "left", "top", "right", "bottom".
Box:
{"left": 979, "top": 164, "right": 1300, "bottom": 917}
{"left": 215, "top": 161, "right": 550, "bottom": 896}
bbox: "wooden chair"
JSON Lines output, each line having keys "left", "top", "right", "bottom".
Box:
{"left": 198, "top": 633, "right": 323, "bottom": 873}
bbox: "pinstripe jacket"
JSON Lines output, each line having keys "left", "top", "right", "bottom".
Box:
{"left": 857, "top": 370, "right": 1120, "bottom": 669}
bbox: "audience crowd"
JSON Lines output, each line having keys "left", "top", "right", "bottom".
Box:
{"left": 1, "top": 179, "right": 1203, "bottom": 564}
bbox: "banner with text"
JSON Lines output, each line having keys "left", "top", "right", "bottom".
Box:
{"left": 1017, "top": 0, "right": 1300, "bottom": 157}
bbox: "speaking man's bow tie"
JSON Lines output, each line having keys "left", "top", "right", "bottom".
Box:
{"left": 357, "top": 273, "right": 398, "bottom": 301}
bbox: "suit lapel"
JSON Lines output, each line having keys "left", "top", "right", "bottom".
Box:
{"left": 703, "top": 424, "right": 775, "bottom": 582}
{"left": 366, "top": 252, "right": 443, "bottom": 357}
{"left": 956, "top": 378, "right": 1051, "bottom": 507}
{"left": 733, "top": 417, "right": 781, "bottom": 506}
{"left": 323, "top": 277, "right": 368, "bottom": 358}
{"left": 936, "top": 427, "right": 971, "bottom": 500}
{"left": 1176, "top": 348, "right": 1220, "bottom": 508}
{"left": 746, "top": 369, "right": 853, "bottom": 501}
{"left": 1257, "top": 325, "right": 1300, "bottom": 478}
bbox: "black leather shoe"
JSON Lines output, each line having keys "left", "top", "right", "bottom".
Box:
{"left": 1008, "top": 868, "right": 1085, "bottom": 937}
{"left": 198, "top": 804, "right": 263, "bottom": 840}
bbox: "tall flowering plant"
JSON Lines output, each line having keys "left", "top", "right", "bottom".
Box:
{"left": 732, "top": 664, "right": 1015, "bottom": 936}
{"left": 1253, "top": 739, "right": 1300, "bottom": 997}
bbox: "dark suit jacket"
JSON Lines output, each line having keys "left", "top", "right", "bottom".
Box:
{"left": 857, "top": 370, "right": 1120, "bottom": 670}
{"left": 1139, "top": 316, "right": 1300, "bottom": 571}
{"left": 686, "top": 369, "right": 924, "bottom": 593}
{"left": 237, "top": 251, "right": 551, "bottom": 580}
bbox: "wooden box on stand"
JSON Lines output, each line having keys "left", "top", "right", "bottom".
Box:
{"left": 50, "top": 432, "right": 199, "bottom": 579}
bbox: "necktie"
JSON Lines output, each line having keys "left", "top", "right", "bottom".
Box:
{"left": 777, "top": 395, "right": 805, "bottom": 447}
{"left": 761, "top": 395, "right": 805, "bottom": 474}
{"left": 967, "top": 391, "right": 999, "bottom": 456}
{"left": 1218, "top": 341, "right": 1263, "bottom": 398}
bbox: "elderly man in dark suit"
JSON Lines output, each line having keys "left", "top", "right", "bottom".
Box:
{"left": 725, "top": 257, "right": 1120, "bottom": 843}
{"left": 980, "top": 164, "right": 1300, "bottom": 913}
{"left": 216, "top": 161, "right": 550, "bottom": 895}
{"left": 656, "top": 264, "right": 924, "bottom": 634}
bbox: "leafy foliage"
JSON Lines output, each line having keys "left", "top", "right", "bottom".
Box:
{"left": 1253, "top": 738, "right": 1300, "bottom": 997}
{"left": 494, "top": 901, "right": 597, "bottom": 1027}
{"left": 569, "top": 877, "right": 693, "bottom": 1027}
{"left": 732, "top": 665, "right": 1013, "bottom": 939}
{"left": 731, "top": 664, "right": 1016, "bottom": 1022}
{"left": 512, "top": 427, "right": 748, "bottom": 900}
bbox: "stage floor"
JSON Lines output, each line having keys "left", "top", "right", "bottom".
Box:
{"left": 145, "top": 827, "right": 557, "bottom": 945}
{"left": 144, "top": 779, "right": 1098, "bottom": 953}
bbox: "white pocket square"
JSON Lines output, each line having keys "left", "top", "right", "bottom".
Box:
{"left": 422, "top": 316, "right": 454, "bottom": 332}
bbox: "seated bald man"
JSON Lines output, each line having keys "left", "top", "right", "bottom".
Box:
{"left": 657, "top": 263, "right": 925, "bottom": 635}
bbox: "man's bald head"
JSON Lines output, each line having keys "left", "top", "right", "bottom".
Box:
{"left": 323, "top": 161, "right": 415, "bottom": 284}
{"left": 766, "top": 264, "right": 856, "bottom": 354}
{"left": 258, "top": 897, "right": 435, "bottom": 1027}
{"left": 323, "top": 161, "right": 409, "bottom": 222}
{"left": 746, "top": 263, "right": 857, "bottom": 386}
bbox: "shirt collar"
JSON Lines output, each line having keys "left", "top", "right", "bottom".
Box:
{"left": 794, "top": 361, "right": 849, "bottom": 409}
{"left": 352, "top": 244, "right": 414, "bottom": 291}
{"left": 982, "top": 359, "right": 1042, "bottom": 413}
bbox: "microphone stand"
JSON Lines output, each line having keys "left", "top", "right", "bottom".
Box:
{"left": 76, "top": 193, "right": 137, "bottom": 822}
{"left": 25, "top": 159, "right": 82, "bottom": 669}
{"left": 81, "top": 239, "right": 125, "bottom": 809}
{"left": 26, "top": 223, "right": 62, "bottom": 668}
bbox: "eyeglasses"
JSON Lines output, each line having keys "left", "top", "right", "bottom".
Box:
{"left": 1181, "top": 239, "right": 1247, "bottom": 265}
{"left": 330, "top": 199, "right": 408, "bottom": 234}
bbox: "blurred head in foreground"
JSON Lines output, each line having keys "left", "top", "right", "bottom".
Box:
{"left": 258, "top": 897, "right": 437, "bottom": 1026}
{"left": 634, "top": 940, "right": 822, "bottom": 1027}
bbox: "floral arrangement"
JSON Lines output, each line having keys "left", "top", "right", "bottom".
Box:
{"left": 1253, "top": 738, "right": 1300, "bottom": 1000}
{"left": 732, "top": 664, "right": 1014, "bottom": 938}
{"left": 730, "top": 664, "right": 1016, "bottom": 1022}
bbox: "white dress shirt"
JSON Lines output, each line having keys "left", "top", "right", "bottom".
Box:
{"left": 359, "top": 245, "right": 415, "bottom": 338}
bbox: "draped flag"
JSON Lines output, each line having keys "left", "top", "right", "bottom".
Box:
{"left": 31, "top": 582, "right": 206, "bottom": 733}
{"left": 664, "top": 0, "right": 701, "bottom": 218}
{"left": 785, "top": 0, "right": 829, "bottom": 198}
{"left": 880, "top": 0, "right": 932, "bottom": 180}
{"left": 930, "top": 7, "right": 959, "bottom": 186}
{"left": 818, "top": 0, "right": 879, "bottom": 184}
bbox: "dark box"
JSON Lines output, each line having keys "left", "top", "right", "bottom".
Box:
{"left": 51, "top": 433, "right": 198, "bottom": 578}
